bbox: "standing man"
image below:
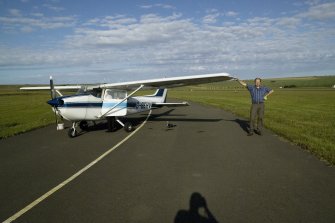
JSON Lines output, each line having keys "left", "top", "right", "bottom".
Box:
{"left": 237, "top": 78, "right": 274, "bottom": 136}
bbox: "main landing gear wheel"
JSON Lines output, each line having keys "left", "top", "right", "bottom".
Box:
{"left": 124, "top": 122, "right": 134, "bottom": 132}
{"left": 68, "top": 128, "right": 77, "bottom": 138}
{"left": 79, "top": 121, "right": 89, "bottom": 131}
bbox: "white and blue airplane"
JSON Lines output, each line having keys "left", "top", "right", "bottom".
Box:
{"left": 20, "top": 73, "right": 232, "bottom": 137}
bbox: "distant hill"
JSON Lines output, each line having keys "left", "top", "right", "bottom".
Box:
{"left": 261, "top": 76, "right": 335, "bottom": 88}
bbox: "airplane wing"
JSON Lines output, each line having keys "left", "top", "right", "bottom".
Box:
{"left": 99, "top": 72, "right": 232, "bottom": 90}
{"left": 20, "top": 72, "right": 232, "bottom": 91}
{"left": 20, "top": 86, "right": 82, "bottom": 90}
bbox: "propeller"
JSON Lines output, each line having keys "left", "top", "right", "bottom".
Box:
{"left": 49, "top": 76, "right": 59, "bottom": 129}
{"left": 50, "top": 76, "right": 56, "bottom": 99}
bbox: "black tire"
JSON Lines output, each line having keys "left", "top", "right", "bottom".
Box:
{"left": 68, "top": 128, "right": 77, "bottom": 138}
{"left": 124, "top": 122, "right": 134, "bottom": 132}
{"left": 79, "top": 121, "right": 89, "bottom": 131}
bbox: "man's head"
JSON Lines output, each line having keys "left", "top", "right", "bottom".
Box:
{"left": 254, "top": 77, "right": 262, "bottom": 87}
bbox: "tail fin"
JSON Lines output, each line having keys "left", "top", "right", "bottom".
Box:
{"left": 151, "top": 88, "right": 168, "bottom": 103}
{"left": 148, "top": 88, "right": 189, "bottom": 107}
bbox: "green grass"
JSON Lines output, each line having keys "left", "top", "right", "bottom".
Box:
{"left": 0, "top": 86, "right": 54, "bottom": 138}
{"left": 169, "top": 81, "right": 335, "bottom": 165}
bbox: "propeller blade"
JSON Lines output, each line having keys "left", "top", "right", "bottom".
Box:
{"left": 50, "top": 76, "right": 56, "bottom": 99}
{"left": 53, "top": 106, "right": 58, "bottom": 127}
{"left": 49, "top": 76, "right": 60, "bottom": 129}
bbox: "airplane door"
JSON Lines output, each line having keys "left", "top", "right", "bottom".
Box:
{"left": 101, "top": 89, "right": 127, "bottom": 116}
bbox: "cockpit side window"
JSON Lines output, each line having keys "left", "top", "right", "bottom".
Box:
{"left": 104, "top": 89, "right": 127, "bottom": 100}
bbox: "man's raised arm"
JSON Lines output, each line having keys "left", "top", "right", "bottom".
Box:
{"left": 236, "top": 79, "right": 247, "bottom": 87}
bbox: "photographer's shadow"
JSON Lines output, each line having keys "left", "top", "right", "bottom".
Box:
{"left": 174, "top": 192, "right": 219, "bottom": 223}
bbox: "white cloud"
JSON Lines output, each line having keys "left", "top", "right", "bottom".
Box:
{"left": 300, "top": 2, "right": 335, "bottom": 20}
{"left": 68, "top": 14, "right": 190, "bottom": 47}
{"left": 203, "top": 13, "right": 220, "bottom": 24}
{"left": 140, "top": 5, "right": 152, "bottom": 9}
{"left": 305, "top": 0, "right": 320, "bottom": 6}
{"left": 276, "top": 17, "right": 301, "bottom": 28}
{"left": 202, "top": 10, "right": 238, "bottom": 24}
{"left": 8, "top": 9, "right": 21, "bottom": 17}
{"left": 1, "top": 2, "right": 335, "bottom": 83}
{"left": 140, "top": 4, "right": 175, "bottom": 10}
{"left": 83, "top": 15, "right": 137, "bottom": 28}
{"left": 21, "top": 26, "right": 34, "bottom": 32}
{"left": 0, "top": 14, "right": 76, "bottom": 31}
{"left": 43, "top": 3, "right": 64, "bottom": 12}
{"left": 226, "top": 11, "right": 238, "bottom": 17}
{"left": 31, "top": 12, "right": 44, "bottom": 17}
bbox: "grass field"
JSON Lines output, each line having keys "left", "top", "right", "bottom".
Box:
{"left": 0, "top": 86, "right": 55, "bottom": 138}
{"left": 1, "top": 75, "right": 335, "bottom": 165}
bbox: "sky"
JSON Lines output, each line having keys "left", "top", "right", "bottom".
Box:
{"left": 0, "top": 0, "right": 335, "bottom": 84}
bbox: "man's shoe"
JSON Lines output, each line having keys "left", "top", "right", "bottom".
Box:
{"left": 255, "top": 130, "right": 262, "bottom": 135}
{"left": 247, "top": 131, "right": 254, "bottom": 136}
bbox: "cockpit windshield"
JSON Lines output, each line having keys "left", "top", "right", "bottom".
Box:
{"left": 90, "top": 88, "right": 103, "bottom": 98}
{"left": 76, "top": 87, "right": 87, "bottom": 95}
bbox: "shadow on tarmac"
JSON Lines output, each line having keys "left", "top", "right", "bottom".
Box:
{"left": 223, "top": 118, "right": 250, "bottom": 133}
{"left": 149, "top": 109, "right": 222, "bottom": 122}
{"left": 150, "top": 117, "right": 223, "bottom": 122}
{"left": 64, "top": 115, "right": 148, "bottom": 135}
{"left": 174, "top": 192, "right": 219, "bottom": 223}
{"left": 66, "top": 108, "right": 223, "bottom": 136}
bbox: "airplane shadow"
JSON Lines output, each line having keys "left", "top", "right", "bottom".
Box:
{"left": 149, "top": 109, "right": 222, "bottom": 123}
{"left": 149, "top": 108, "right": 177, "bottom": 118}
{"left": 174, "top": 192, "right": 219, "bottom": 223}
{"left": 149, "top": 117, "right": 223, "bottom": 122}
{"left": 222, "top": 118, "right": 250, "bottom": 133}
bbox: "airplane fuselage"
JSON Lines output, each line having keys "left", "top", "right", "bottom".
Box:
{"left": 48, "top": 88, "right": 166, "bottom": 121}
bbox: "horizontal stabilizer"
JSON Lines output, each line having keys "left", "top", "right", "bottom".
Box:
{"left": 153, "top": 102, "right": 189, "bottom": 107}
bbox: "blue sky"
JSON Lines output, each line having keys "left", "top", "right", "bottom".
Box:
{"left": 0, "top": 0, "right": 335, "bottom": 84}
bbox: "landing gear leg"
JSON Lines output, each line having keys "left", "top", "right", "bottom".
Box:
{"left": 115, "top": 117, "right": 134, "bottom": 133}
{"left": 68, "top": 122, "right": 78, "bottom": 138}
{"left": 107, "top": 117, "right": 117, "bottom": 132}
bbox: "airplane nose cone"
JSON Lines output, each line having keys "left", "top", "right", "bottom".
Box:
{"left": 47, "top": 98, "right": 64, "bottom": 107}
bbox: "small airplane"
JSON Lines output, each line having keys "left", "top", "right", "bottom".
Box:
{"left": 20, "top": 73, "right": 232, "bottom": 137}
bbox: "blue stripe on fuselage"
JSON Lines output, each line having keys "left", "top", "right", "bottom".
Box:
{"left": 63, "top": 102, "right": 102, "bottom": 108}
{"left": 61, "top": 102, "right": 127, "bottom": 108}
